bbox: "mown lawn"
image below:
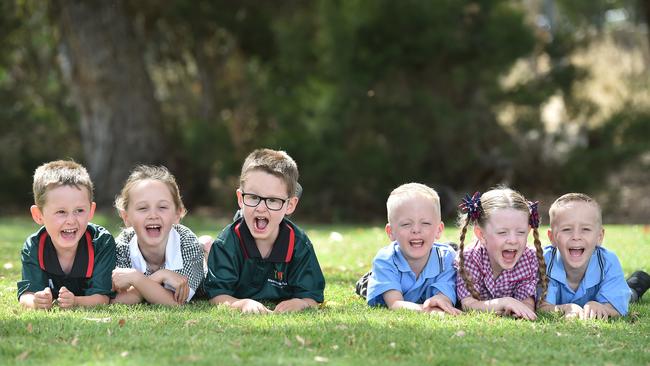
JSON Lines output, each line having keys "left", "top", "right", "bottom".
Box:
{"left": 1, "top": 214, "right": 649, "bottom": 365}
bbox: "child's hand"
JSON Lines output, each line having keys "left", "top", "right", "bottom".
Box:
{"left": 158, "top": 270, "right": 189, "bottom": 304}
{"left": 238, "top": 299, "right": 272, "bottom": 314}
{"left": 33, "top": 288, "right": 54, "bottom": 310}
{"left": 274, "top": 298, "right": 311, "bottom": 313}
{"left": 57, "top": 286, "right": 76, "bottom": 309}
{"left": 560, "top": 303, "right": 583, "bottom": 319}
{"left": 422, "top": 294, "right": 462, "bottom": 315}
{"left": 500, "top": 297, "right": 537, "bottom": 320}
{"left": 112, "top": 268, "right": 140, "bottom": 291}
{"left": 581, "top": 301, "right": 610, "bottom": 320}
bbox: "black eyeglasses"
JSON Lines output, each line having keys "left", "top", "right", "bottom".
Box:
{"left": 241, "top": 193, "right": 288, "bottom": 211}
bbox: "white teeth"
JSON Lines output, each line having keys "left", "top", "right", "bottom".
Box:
{"left": 146, "top": 225, "right": 161, "bottom": 229}
{"left": 62, "top": 229, "right": 76, "bottom": 233}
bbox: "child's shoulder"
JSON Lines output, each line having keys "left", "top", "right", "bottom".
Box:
{"left": 373, "top": 242, "right": 399, "bottom": 261}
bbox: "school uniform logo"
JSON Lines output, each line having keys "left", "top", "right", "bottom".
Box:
{"left": 268, "top": 270, "right": 288, "bottom": 288}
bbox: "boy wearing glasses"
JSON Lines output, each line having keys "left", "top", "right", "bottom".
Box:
{"left": 204, "top": 148, "right": 325, "bottom": 313}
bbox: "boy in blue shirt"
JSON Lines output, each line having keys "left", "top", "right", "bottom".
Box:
{"left": 365, "top": 183, "right": 459, "bottom": 314}
{"left": 540, "top": 193, "right": 631, "bottom": 319}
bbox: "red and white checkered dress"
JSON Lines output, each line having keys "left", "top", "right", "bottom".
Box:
{"left": 456, "top": 242, "right": 539, "bottom": 301}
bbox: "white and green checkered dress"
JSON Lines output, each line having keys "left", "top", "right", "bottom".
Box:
{"left": 115, "top": 224, "right": 206, "bottom": 301}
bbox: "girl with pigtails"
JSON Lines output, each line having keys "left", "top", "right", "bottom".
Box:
{"left": 455, "top": 187, "right": 548, "bottom": 320}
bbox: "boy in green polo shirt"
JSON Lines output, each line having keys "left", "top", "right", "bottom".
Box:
{"left": 204, "top": 148, "right": 325, "bottom": 313}
{"left": 17, "top": 160, "right": 116, "bottom": 309}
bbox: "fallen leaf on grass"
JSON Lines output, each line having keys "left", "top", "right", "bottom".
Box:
{"left": 454, "top": 330, "right": 466, "bottom": 337}
{"left": 296, "top": 335, "right": 311, "bottom": 347}
{"left": 83, "top": 317, "right": 112, "bottom": 323}
{"left": 184, "top": 319, "right": 198, "bottom": 326}
{"left": 3, "top": 262, "right": 13, "bottom": 269}
{"left": 314, "top": 356, "right": 329, "bottom": 363}
{"left": 284, "top": 337, "right": 292, "bottom": 347}
{"left": 331, "top": 345, "right": 339, "bottom": 350}
{"left": 26, "top": 323, "right": 32, "bottom": 333}
{"left": 16, "top": 351, "right": 29, "bottom": 361}
{"left": 71, "top": 337, "right": 79, "bottom": 346}
{"left": 389, "top": 342, "right": 396, "bottom": 348}
{"left": 120, "top": 351, "right": 129, "bottom": 357}
{"left": 118, "top": 319, "right": 126, "bottom": 327}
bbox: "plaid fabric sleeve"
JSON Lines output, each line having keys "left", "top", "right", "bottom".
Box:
{"left": 114, "top": 229, "right": 134, "bottom": 269}
{"left": 173, "top": 224, "right": 205, "bottom": 299}
{"left": 512, "top": 248, "right": 539, "bottom": 301}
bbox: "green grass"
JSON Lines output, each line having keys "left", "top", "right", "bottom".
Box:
{"left": 1, "top": 215, "right": 649, "bottom": 365}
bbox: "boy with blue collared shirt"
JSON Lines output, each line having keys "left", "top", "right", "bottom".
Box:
{"left": 539, "top": 193, "right": 631, "bottom": 319}
{"left": 365, "top": 183, "right": 460, "bottom": 314}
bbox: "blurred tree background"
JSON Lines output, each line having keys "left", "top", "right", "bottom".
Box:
{"left": 1, "top": 0, "right": 649, "bottom": 223}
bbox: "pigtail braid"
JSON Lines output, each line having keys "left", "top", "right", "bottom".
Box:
{"left": 458, "top": 219, "right": 481, "bottom": 300}
{"left": 532, "top": 228, "right": 548, "bottom": 307}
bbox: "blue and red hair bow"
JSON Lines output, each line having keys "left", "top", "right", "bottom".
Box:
{"left": 459, "top": 192, "right": 482, "bottom": 222}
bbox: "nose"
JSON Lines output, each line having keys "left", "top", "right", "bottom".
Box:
{"left": 411, "top": 224, "right": 421, "bottom": 234}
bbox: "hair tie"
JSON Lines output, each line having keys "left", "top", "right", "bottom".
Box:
{"left": 459, "top": 192, "right": 482, "bottom": 222}
{"left": 528, "top": 200, "right": 540, "bottom": 228}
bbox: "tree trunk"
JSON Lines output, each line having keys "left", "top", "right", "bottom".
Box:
{"left": 52, "top": 0, "right": 165, "bottom": 205}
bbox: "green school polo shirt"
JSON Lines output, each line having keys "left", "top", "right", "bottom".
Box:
{"left": 17, "top": 223, "right": 116, "bottom": 300}
{"left": 204, "top": 218, "right": 325, "bottom": 303}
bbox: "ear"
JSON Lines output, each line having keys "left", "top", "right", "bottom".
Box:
{"left": 285, "top": 196, "right": 299, "bottom": 215}
{"left": 173, "top": 207, "right": 182, "bottom": 224}
{"left": 89, "top": 202, "right": 96, "bottom": 220}
{"left": 385, "top": 223, "right": 395, "bottom": 241}
{"left": 597, "top": 227, "right": 605, "bottom": 246}
{"left": 236, "top": 189, "right": 244, "bottom": 209}
{"left": 119, "top": 209, "right": 131, "bottom": 227}
{"left": 435, "top": 221, "right": 445, "bottom": 240}
{"left": 30, "top": 205, "right": 44, "bottom": 225}
{"left": 547, "top": 228, "right": 555, "bottom": 246}
{"left": 473, "top": 225, "right": 485, "bottom": 244}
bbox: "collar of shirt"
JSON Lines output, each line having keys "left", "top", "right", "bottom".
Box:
{"left": 392, "top": 242, "right": 442, "bottom": 279}
{"left": 39, "top": 227, "right": 93, "bottom": 278}
{"left": 235, "top": 218, "right": 295, "bottom": 263}
{"left": 547, "top": 245, "right": 604, "bottom": 292}
{"left": 128, "top": 226, "right": 183, "bottom": 273}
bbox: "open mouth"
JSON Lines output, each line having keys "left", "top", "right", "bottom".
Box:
{"left": 254, "top": 217, "right": 269, "bottom": 231}
{"left": 61, "top": 228, "right": 77, "bottom": 240}
{"left": 568, "top": 247, "right": 585, "bottom": 257}
{"left": 146, "top": 224, "right": 162, "bottom": 237}
{"left": 502, "top": 249, "right": 517, "bottom": 260}
{"left": 409, "top": 239, "right": 424, "bottom": 248}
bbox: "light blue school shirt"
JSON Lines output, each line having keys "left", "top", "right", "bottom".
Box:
{"left": 367, "top": 242, "right": 457, "bottom": 306}
{"left": 544, "top": 245, "right": 631, "bottom": 316}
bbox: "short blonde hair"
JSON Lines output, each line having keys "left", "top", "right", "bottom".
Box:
{"left": 32, "top": 160, "right": 94, "bottom": 208}
{"left": 240, "top": 148, "right": 299, "bottom": 198}
{"left": 386, "top": 183, "right": 441, "bottom": 223}
{"left": 549, "top": 193, "right": 602, "bottom": 226}
{"left": 114, "top": 165, "right": 187, "bottom": 218}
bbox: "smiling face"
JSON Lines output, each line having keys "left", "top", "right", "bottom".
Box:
{"left": 548, "top": 201, "right": 604, "bottom": 272}
{"left": 237, "top": 170, "right": 297, "bottom": 248}
{"left": 475, "top": 208, "right": 530, "bottom": 277}
{"left": 386, "top": 196, "right": 444, "bottom": 266}
{"left": 120, "top": 179, "right": 182, "bottom": 250}
{"left": 30, "top": 185, "right": 96, "bottom": 253}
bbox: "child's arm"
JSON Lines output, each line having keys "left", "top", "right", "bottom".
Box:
{"left": 149, "top": 269, "right": 190, "bottom": 304}
{"left": 274, "top": 298, "right": 318, "bottom": 313}
{"left": 461, "top": 296, "right": 537, "bottom": 320}
{"left": 209, "top": 294, "right": 272, "bottom": 314}
{"left": 19, "top": 288, "right": 53, "bottom": 310}
{"left": 57, "top": 286, "right": 109, "bottom": 308}
{"left": 382, "top": 290, "right": 423, "bottom": 311}
{"left": 112, "top": 268, "right": 181, "bottom": 306}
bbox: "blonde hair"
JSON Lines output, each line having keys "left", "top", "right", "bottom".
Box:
{"left": 549, "top": 193, "right": 602, "bottom": 227}
{"left": 114, "top": 165, "right": 187, "bottom": 218}
{"left": 457, "top": 187, "right": 548, "bottom": 306}
{"left": 240, "top": 148, "right": 299, "bottom": 198}
{"left": 32, "top": 160, "right": 94, "bottom": 208}
{"left": 386, "top": 183, "right": 441, "bottom": 224}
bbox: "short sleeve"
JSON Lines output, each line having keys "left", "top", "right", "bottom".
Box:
{"left": 17, "top": 236, "right": 48, "bottom": 300}
{"left": 84, "top": 226, "right": 116, "bottom": 297}
{"left": 428, "top": 249, "right": 457, "bottom": 304}
{"left": 287, "top": 237, "right": 325, "bottom": 303}
{"left": 204, "top": 231, "right": 241, "bottom": 299}
{"left": 594, "top": 252, "right": 631, "bottom": 316}
{"left": 367, "top": 251, "right": 401, "bottom": 306}
{"left": 173, "top": 225, "right": 206, "bottom": 301}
